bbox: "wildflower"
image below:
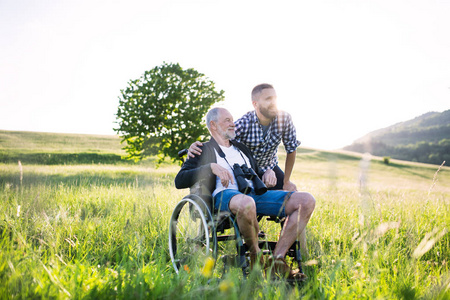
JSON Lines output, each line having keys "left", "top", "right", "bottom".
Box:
{"left": 219, "top": 279, "right": 234, "bottom": 293}
{"left": 183, "top": 265, "right": 190, "bottom": 273}
{"left": 201, "top": 257, "right": 215, "bottom": 278}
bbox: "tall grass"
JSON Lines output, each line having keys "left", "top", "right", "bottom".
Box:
{"left": 1, "top": 163, "right": 183, "bottom": 298}
{"left": 0, "top": 151, "right": 449, "bottom": 299}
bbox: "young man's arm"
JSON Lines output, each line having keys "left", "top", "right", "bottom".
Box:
{"left": 283, "top": 150, "right": 297, "bottom": 191}
{"left": 281, "top": 112, "right": 300, "bottom": 191}
{"left": 187, "top": 141, "right": 203, "bottom": 158}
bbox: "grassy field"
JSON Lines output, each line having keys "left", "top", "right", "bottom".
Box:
{"left": 0, "top": 131, "right": 449, "bottom": 299}
{"left": 0, "top": 130, "right": 128, "bottom": 165}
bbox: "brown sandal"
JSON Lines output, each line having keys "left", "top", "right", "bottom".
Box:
{"left": 266, "top": 256, "right": 307, "bottom": 282}
{"left": 249, "top": 252, "right": 265, "bottom": 270}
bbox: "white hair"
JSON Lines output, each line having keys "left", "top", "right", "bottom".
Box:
{"left": 206, "top": 107, "right": 223, "bottom": 130}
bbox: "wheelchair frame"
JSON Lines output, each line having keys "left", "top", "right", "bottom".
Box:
{"left": 168, "top": 183, "right": 304, "bottom": 277}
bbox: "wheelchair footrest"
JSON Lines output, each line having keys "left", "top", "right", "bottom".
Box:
{"left": 221, "top": 255, "right": 247, "bottom": 268}
{"left": 258, "top": 240, "right": 277, "bottom": 251}
{"left": 254, "top": 241, "right": 299, "bottom": 258}
{"left": 216, "top": 234, "right": 237, "bottom": 242}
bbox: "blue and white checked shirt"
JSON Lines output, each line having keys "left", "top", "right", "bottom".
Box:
{"left": 234, "top": 110, "right": 301, "bottom": 172}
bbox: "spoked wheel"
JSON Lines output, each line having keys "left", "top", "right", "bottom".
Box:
{"left": 213, "top": 212, "right": 247, "bottom": 277}
{"left": 169, "top": 195, "right": 216, "bottom": 274}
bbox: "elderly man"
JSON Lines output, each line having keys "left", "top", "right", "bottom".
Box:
{"left": 175, "top": 107, "right": 315, "bottom": 280}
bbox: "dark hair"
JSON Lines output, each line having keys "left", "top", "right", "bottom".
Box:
{"left": 251, "top": 83, "right": 274, "bottom": 101}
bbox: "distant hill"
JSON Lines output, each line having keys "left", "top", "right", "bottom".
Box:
{"left": 344, "top": 110, "right": 450, "bottom": 165}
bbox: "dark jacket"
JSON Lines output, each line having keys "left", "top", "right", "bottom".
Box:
{"left": 174, "top": 137, "right": 264, "bottom": 195}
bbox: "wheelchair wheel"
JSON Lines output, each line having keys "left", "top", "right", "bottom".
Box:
{"left": 213, "top": 212, "right": 247, "bottom": 276}
{"left": 169, "top": 196, "right": 215, "bottom": 274}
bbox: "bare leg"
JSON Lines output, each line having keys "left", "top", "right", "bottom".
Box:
{"left": 229, "top": 194, "right": 261, "bottom": 254}
{"left": 273, "top": 192, "right": 315, "bottom": 257}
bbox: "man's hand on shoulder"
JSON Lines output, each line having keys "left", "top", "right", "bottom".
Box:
{"left": 188, "top": 141, "right": 203, "bottom": 158}
{"left": 211, "top": 163, "right": 234, "bottom": 188}
{"left": 283, "top": 180, "right": 297, "bottom": 192}
{"left": 262, "top": 169, "right": 277, "bottom": 188}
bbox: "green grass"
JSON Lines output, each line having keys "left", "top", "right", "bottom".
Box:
{"left": 0, "top": 131, "right": 449, "bottom": 299}
{"left": 0, "top": 130, "right": 125, "bottom": 153}
{"left": 0, "top": 130, "right": 129, "bottom": 165}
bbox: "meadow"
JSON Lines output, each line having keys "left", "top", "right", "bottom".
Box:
{"left": 0, "top": 130, "right": 449, "bottom": 299}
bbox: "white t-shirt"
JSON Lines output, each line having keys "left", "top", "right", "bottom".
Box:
{"left": 212, "top": 144, "right": 254, "bottom": 197}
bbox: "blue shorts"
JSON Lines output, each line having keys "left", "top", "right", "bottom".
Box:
{"left": 213, "top": 189, "right": 294, "bottom": 218}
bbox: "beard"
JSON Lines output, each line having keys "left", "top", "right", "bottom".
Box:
{"left": 218, "top": 126, "right": 236, "bottom": 140}
{"left": 259, "top": 106, "right": 278, "bottom": 119}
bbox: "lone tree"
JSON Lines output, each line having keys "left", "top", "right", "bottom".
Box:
{"left": 115, "top": 62, "right": 224, "bottom": 163}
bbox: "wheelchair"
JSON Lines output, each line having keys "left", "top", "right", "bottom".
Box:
{"left": 168, "top": 149, "right": 304, "bottom": 279}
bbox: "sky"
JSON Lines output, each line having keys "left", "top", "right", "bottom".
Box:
{"left": 1, "top": 0, "right": 449, "bottom": 150}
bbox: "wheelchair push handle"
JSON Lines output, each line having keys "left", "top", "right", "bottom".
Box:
{"left": 178, "top": 149, "right": 189, "bottom": 158}
{"left": 178, "top": 148, "right": 189, "bottom": 163}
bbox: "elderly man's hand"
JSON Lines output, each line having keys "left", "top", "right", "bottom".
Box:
{"left": 211, "top": 163, "right": 234, "bottom": 188}
{"left": 262, "top": 169, "right": 277, "bottom": 188}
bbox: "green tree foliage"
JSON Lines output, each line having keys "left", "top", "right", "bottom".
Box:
{"left": 115, "top": 62, "right": 224, "bottom": 163}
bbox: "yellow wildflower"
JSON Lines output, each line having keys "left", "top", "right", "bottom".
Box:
{"left": 219, "top": 279, "right": 234, "bottom": 293}
{"left": 201, "top": 257, "right": 215, "bottom": 278}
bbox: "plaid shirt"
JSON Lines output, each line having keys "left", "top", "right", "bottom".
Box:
{"left": 234, "top": 110, "right": 300, "bottom": 172}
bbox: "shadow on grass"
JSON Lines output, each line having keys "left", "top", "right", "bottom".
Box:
{"left": 372, "top": 160, "right": 433, "bottom": 180}
{"left": 0, "top": 151, "right": 132, "bottom": 165}
{"left": 0, "top": 171, "right": 175, "bottom": 188}
{"left": 296, "top": 151, "right": 362, "bottom": 163}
